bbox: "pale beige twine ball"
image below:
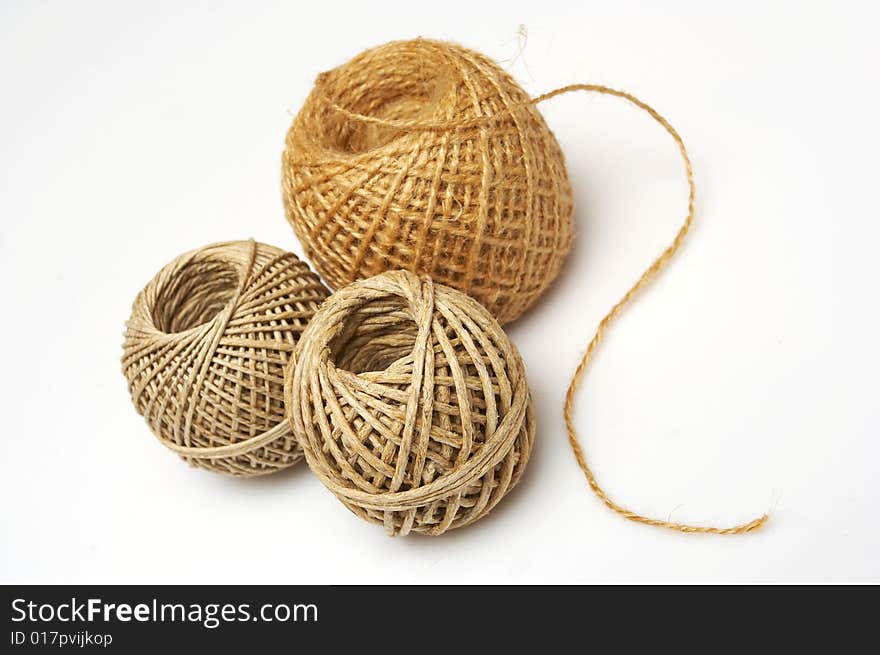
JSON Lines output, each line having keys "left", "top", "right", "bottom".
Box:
{"left": 282, "top": 38, "right": 574, "bottom": 325}
{"left": 286, "top": 270, "right": 535, "bottom": 535}
{"left": 122, "top": 240, "right": 330, "bottom": 476}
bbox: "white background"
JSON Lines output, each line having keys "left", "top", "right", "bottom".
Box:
{"left": 1, "top": 0, "right": 877, "bottom": 584}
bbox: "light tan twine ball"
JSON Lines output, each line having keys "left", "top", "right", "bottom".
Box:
{"left": 282, "top": 38, "right": 574, "bottom": 325}
{"left": 286, "top": 270, "right": 535, "bottom": 535}
{"left": 122, "top": 240, "right": 329, "bottom": 476}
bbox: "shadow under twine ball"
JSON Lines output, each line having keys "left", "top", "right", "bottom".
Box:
{"left": 122, "top": 240, "right": 330, "bottom": 476}
{"left": 282, "top": 38, "right": 574, "bottom": 325}
{"left": 286, "top": 269, "right": 535, "bottom": 536}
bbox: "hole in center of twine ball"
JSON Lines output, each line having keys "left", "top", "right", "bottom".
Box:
{"left": 151, "top": 258, "right": 239, "bottom": 333}
{"left": 326, "top": 297, "right": 420, "bottom": 374}
{"left": 315, "top": 46, "right": 457, "bottom": 155}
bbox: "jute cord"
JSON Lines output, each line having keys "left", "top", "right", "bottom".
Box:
{"left": 282, "top": 39, "right": 574, "bottom": 325}
{"left": 123, "top": 240, "right": 330, "bottom": 476}
{"left": 549, "top": 86, "right": 769, "bottom": 534}
{"left": 286, "top": 270, "right": 534, "bottom": 536}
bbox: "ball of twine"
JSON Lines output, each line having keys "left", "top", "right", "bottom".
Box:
{"left": 122, "top": 240, "right": 330, "bottom": 476}
{"left": 286, "top": 270, "right": 535, "bottom": 536}
{"left": 282, "top": 38, "right": 574, "bottom": 325}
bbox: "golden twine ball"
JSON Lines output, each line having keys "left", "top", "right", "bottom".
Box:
{"left": 122, "top": 240, "right": 330, "bottom": 476}
{"left": 281, "top": 38, "right": 574, "bottom": 325}
{"left": 286, "top": 270, "right": 535, "bottom": 536}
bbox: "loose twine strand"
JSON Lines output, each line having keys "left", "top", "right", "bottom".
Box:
{"left": 314, "top": 74, "right": 767, "bottom": 534}
{"left": 544, "top": 85, "right": 768, "bottom": 535}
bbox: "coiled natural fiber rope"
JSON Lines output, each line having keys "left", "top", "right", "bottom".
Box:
{"left": 282, "top": 39, "right": 767, "bottom": 534}
{"left": 285, "top": 270, "right": 534, "bottom": 536}
{"left": 282, "top": 38, "right": 574, "bottom": 325}
{"left": 122, "top": 240, "right": 330, "bottom": 476}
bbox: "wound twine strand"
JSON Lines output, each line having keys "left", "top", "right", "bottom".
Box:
{"left": 122, "top": 240, "right": 330, "bottom": 476}
{"left": 282, "top": 39, "right": 574, "bottom": 325}
{"left": 283, "top": 39, "right": 766, "bottom": 534}
{"left": 286, "top": 270, "right": 534, "bottom": 536}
